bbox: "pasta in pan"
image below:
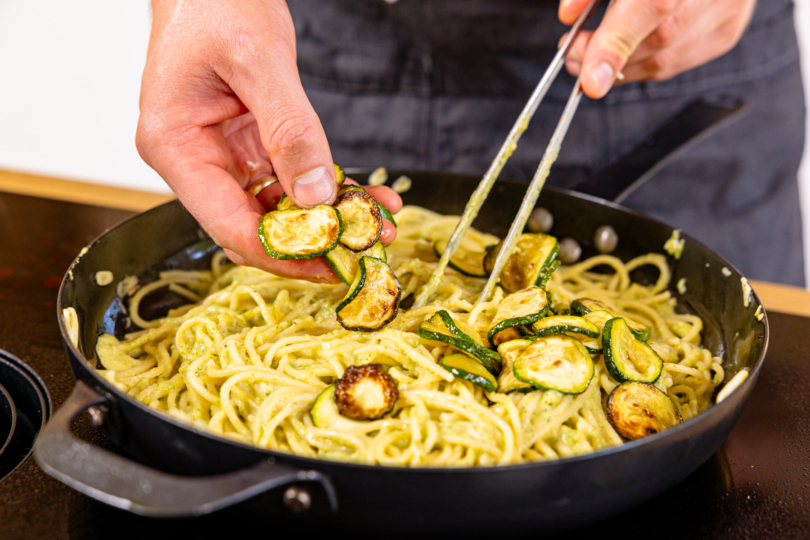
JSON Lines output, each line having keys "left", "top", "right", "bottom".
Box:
{"left": 94, "top": 206, "right": 724, "bottom": 466}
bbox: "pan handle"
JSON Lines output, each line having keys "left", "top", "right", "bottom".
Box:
{"left": 33, "top": 381, "right": 338, "bottom": 517}
{"left": 573, "top": 95, "right": 749, "bottom": 203}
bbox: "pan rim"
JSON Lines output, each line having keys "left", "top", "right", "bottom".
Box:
{"left": 55, "top": 173, "right": 770, "bottom": 475}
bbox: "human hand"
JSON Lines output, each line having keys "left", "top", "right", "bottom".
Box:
{"left": 559, "top": 0, "right": 757, "bottom": 98}
{"left": 136, "top": 0, "right": 400, "bottom": 283}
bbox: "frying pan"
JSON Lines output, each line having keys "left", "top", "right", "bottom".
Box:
{"left": 34, "top": 97, "right": 767, "bottom": 534}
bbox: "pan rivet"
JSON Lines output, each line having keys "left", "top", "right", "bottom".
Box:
{"left": 527, "top": 207, "right": 553, "bottom": 233}
{"left": 283, "top": 486, "right": 312, "bottom": 513}
{"left": 558, "top": 238, "right": 582, "bottom": 264}
{"left": 594, "top": 225, "right": 618, "bottom": 254}
{"left": 87, "top": 406, "right": 106, "bottom": 428}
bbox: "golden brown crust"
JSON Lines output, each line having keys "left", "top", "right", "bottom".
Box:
{"left": 334, "top": 189, "right": 383, "bottom": 252}
{"left": 334, "top": 364, "right": 398, "bottom": 420}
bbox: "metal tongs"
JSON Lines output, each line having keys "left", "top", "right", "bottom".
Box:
{"left": 413, "top": 0, "right": 602, "bottom": 308}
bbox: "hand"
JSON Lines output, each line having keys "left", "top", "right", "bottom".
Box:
{"left": 136, "top": 0, "right": 400, "bottom": 283}
{"left": 559, "top": 0, "right": 757, "bottom": 98}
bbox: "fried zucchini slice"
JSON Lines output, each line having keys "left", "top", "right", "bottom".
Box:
{"left": 334, "top": 187, "right": 383, "bottom": 252}
{"left": 439, "top": 353, "right": 498, "bottom": 392}
{"left": 433, "top": 239, "right": 487, "bottom": 278}
{"left": 418, "top": 310, "right": 501, "bottom": 374}
{"left": 570, "top": 298, "right": 611, "bottom": 316}
{"left": 334, "top": 163, "right": 346, "bottom": 185}
{"left": 486, "top": 233, "right": 560, "bottom": 292}
{"left": 607, "top": 382, "right": 682, "bottom": 440}
{"left": 325, "top": 241, "right": 386, "bottom": 285}
{"left": 531, "top": 315, "right": 600, "bottom": 339}
{"left": 513, "top": 334, "right": 594, "bottom": 394}
{"left": 334, "top": 364, "right": 398, "bottom": 420}
{"left": 311, "top": 385, "right": 366, "bottom": 431}
{"left": 276, "top": 194, "right": 300, "bottom": 211}
{"left": 336, "top": 256, "right": 401, "bottom": 332}
{"left": 571, "top": 299, "right": 650, "bottom": 341}
{"left": 377, "top": 202, "right": 397, "bottom": 227}
{"left": 603, "top": 318, "right": 663, "bottom": 383}
{"left": 258, "top": 205, "right": 342, "bottom": 260}
{"left": 496, "top": 339, "right": 536, "bottom": 393}
{"left": 488, "top": 287, "right": 549, "bottom": 346}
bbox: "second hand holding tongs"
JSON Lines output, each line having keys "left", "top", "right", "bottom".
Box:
{"left": 412, "top": 0, "right": 603, "bottom": 309}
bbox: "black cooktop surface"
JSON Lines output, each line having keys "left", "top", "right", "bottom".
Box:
{"left": 0, "top": 190, "right": 808, "bottom": 539}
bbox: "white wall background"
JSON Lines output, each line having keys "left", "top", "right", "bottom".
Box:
{"left": 1, "top": 0, "right": 810, "bottom": 284}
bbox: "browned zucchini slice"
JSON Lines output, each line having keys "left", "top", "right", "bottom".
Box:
{"left": 572, "top": 300, "right": 650, "bottom": 342}
{"left": 603, "top": 318, "right": 663, "bottom": 383}
{"left": 496, "top": 339, "right": 536, "bottom": 393}
{"left": 276, "top": 194, "right": 300, "bottom": 211}
{"left": 607, "top": 382, "right": 682, "bottom": 440}
{"left": 433, "top": 239, "right": 488, "bottom": 278}
{"left": 334, "top": 163, "right": 346, "bottom": 185}
{"left": 334, "top": 364, "right": 398, "bottom": 420}
{"left": 418, "top": 310, "right": 501, "bottom": 374}
{"left": 334, "top": 188, "right": 383, "bottom": 252}
{"left": 336, "top": 256, "right": 400, "bottom": 331}
{"left": 324, "top": 241, "right": 386, "bottom": 285}
{"left": 513, "top": 334, "right": 594, "bottom": 394}
{"left": 486, "top": 233, "right": 560, "bottom": 292}
{"left": 487, "top": 287, "right": 549, "bottom": 346}
{"left": 311, "top": 385, "right": 365, "bottom": 430}
{"left": 258, "top": 205, "right": 342, "bottom": 260}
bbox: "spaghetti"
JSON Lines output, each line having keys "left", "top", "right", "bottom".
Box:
{"left": 94, "top": 206, "right": 724, "bottom": 466}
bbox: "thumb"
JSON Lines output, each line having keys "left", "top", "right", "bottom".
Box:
{"left": 225, "top": 14, "right": 336, "bottom": 208}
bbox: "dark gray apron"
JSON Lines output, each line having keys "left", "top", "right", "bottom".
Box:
{"left": 290, "top": 0, "right": 805, "bottom": 286}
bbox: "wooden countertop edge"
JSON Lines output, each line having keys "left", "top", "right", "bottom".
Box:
{"left": 2, "top": 168, "right": 809, "bottom": 317}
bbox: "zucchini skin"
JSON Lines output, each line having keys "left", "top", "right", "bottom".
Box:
{"left": 419, "top": 310, "right": 501, "bottom": 374}
{"left": 258, "top": 206, "right": 343, "bottom": 260}
{"left": 336, "top": 257, "right": 401, "bottom": 332}
{"left": 602, "top": 318, "right": 663, "bottom": 383}
{"left": 531, "top": 315, "right": 600, "bottom": 339}
{"left": 377, "top": 202, "right": 397, "bottom": 227}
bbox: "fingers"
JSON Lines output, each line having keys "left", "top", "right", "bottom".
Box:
{"left": 579, "top": 0, "right": 681, "bottom": 97}
{"left": 221, "top": 2, "right": 336, "bottom": 209}
{"left": 558, "top": 0, "right": 595, "bottom": 25}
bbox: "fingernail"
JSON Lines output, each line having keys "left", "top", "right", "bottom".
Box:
{"left": 293, "top": 167, "right": 334, "bottom": 206}
{"left": 592, "top": 62, "right": 615, "bottom": 95}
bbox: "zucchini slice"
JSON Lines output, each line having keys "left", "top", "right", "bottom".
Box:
{"left": 336, "top": 257, "right": 401, "bottom": 332}
{"left": 418, "top": 310, "right": 501, "bottom": 374}
{"left": 571, "top": 298, "right": 650, "bottom": 341}
{"left": 334, "top": 163, "right": 346, "bottom": 185}
{"left": 487, "top": 233, "right": 560, "bottom": 292}
{"left": 513, "top": 335, "right": 594, "bottom": 394}
{"left": 603, "top": 318, "right": 663, "bottom": 383}
{"left": 574, "top": 310, "right": 613, "bottom": 353}
{"left": 531, "top": 315, "right": 600, "bottom": 339}
{"left": 488, "top": 287, "right": 549, "bottom": 347}
{"left": 496, "top": 339, "right": 536, "bottom": 393}
{"left": 276, "top": 194, "right": 300, "bottom": 211}
{"left": 377, "top": 202, "right": 397, "bottom": 227}
{"left": 607, "top": 382, "right": 682, "bottom": 440}
{"left": 334, "top": 188, "right": 383, "bottom": 252}
{"left": 439, "top": 353, "right": 497, "bottom": 392}
{"left": 433, "top": 239, "right": 487, "bottom": 278}
{"left": 311, "top": 385, "right": 366, "bottom": 431}
{"left": 334, "top": 364, "right": 398, "bottom": 420}
{"left": 325, "top": 241, "right": 387, "bottom": 285}
{"left": 570, "top": 298, "right": 611, "bottom": 316}
{"left": 258, "top": 205, "right": 342, "bottom": 260}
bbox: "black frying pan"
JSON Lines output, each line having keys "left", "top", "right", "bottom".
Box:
{"left": 35, "top": 99, "right": 767, "bottom": 534}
